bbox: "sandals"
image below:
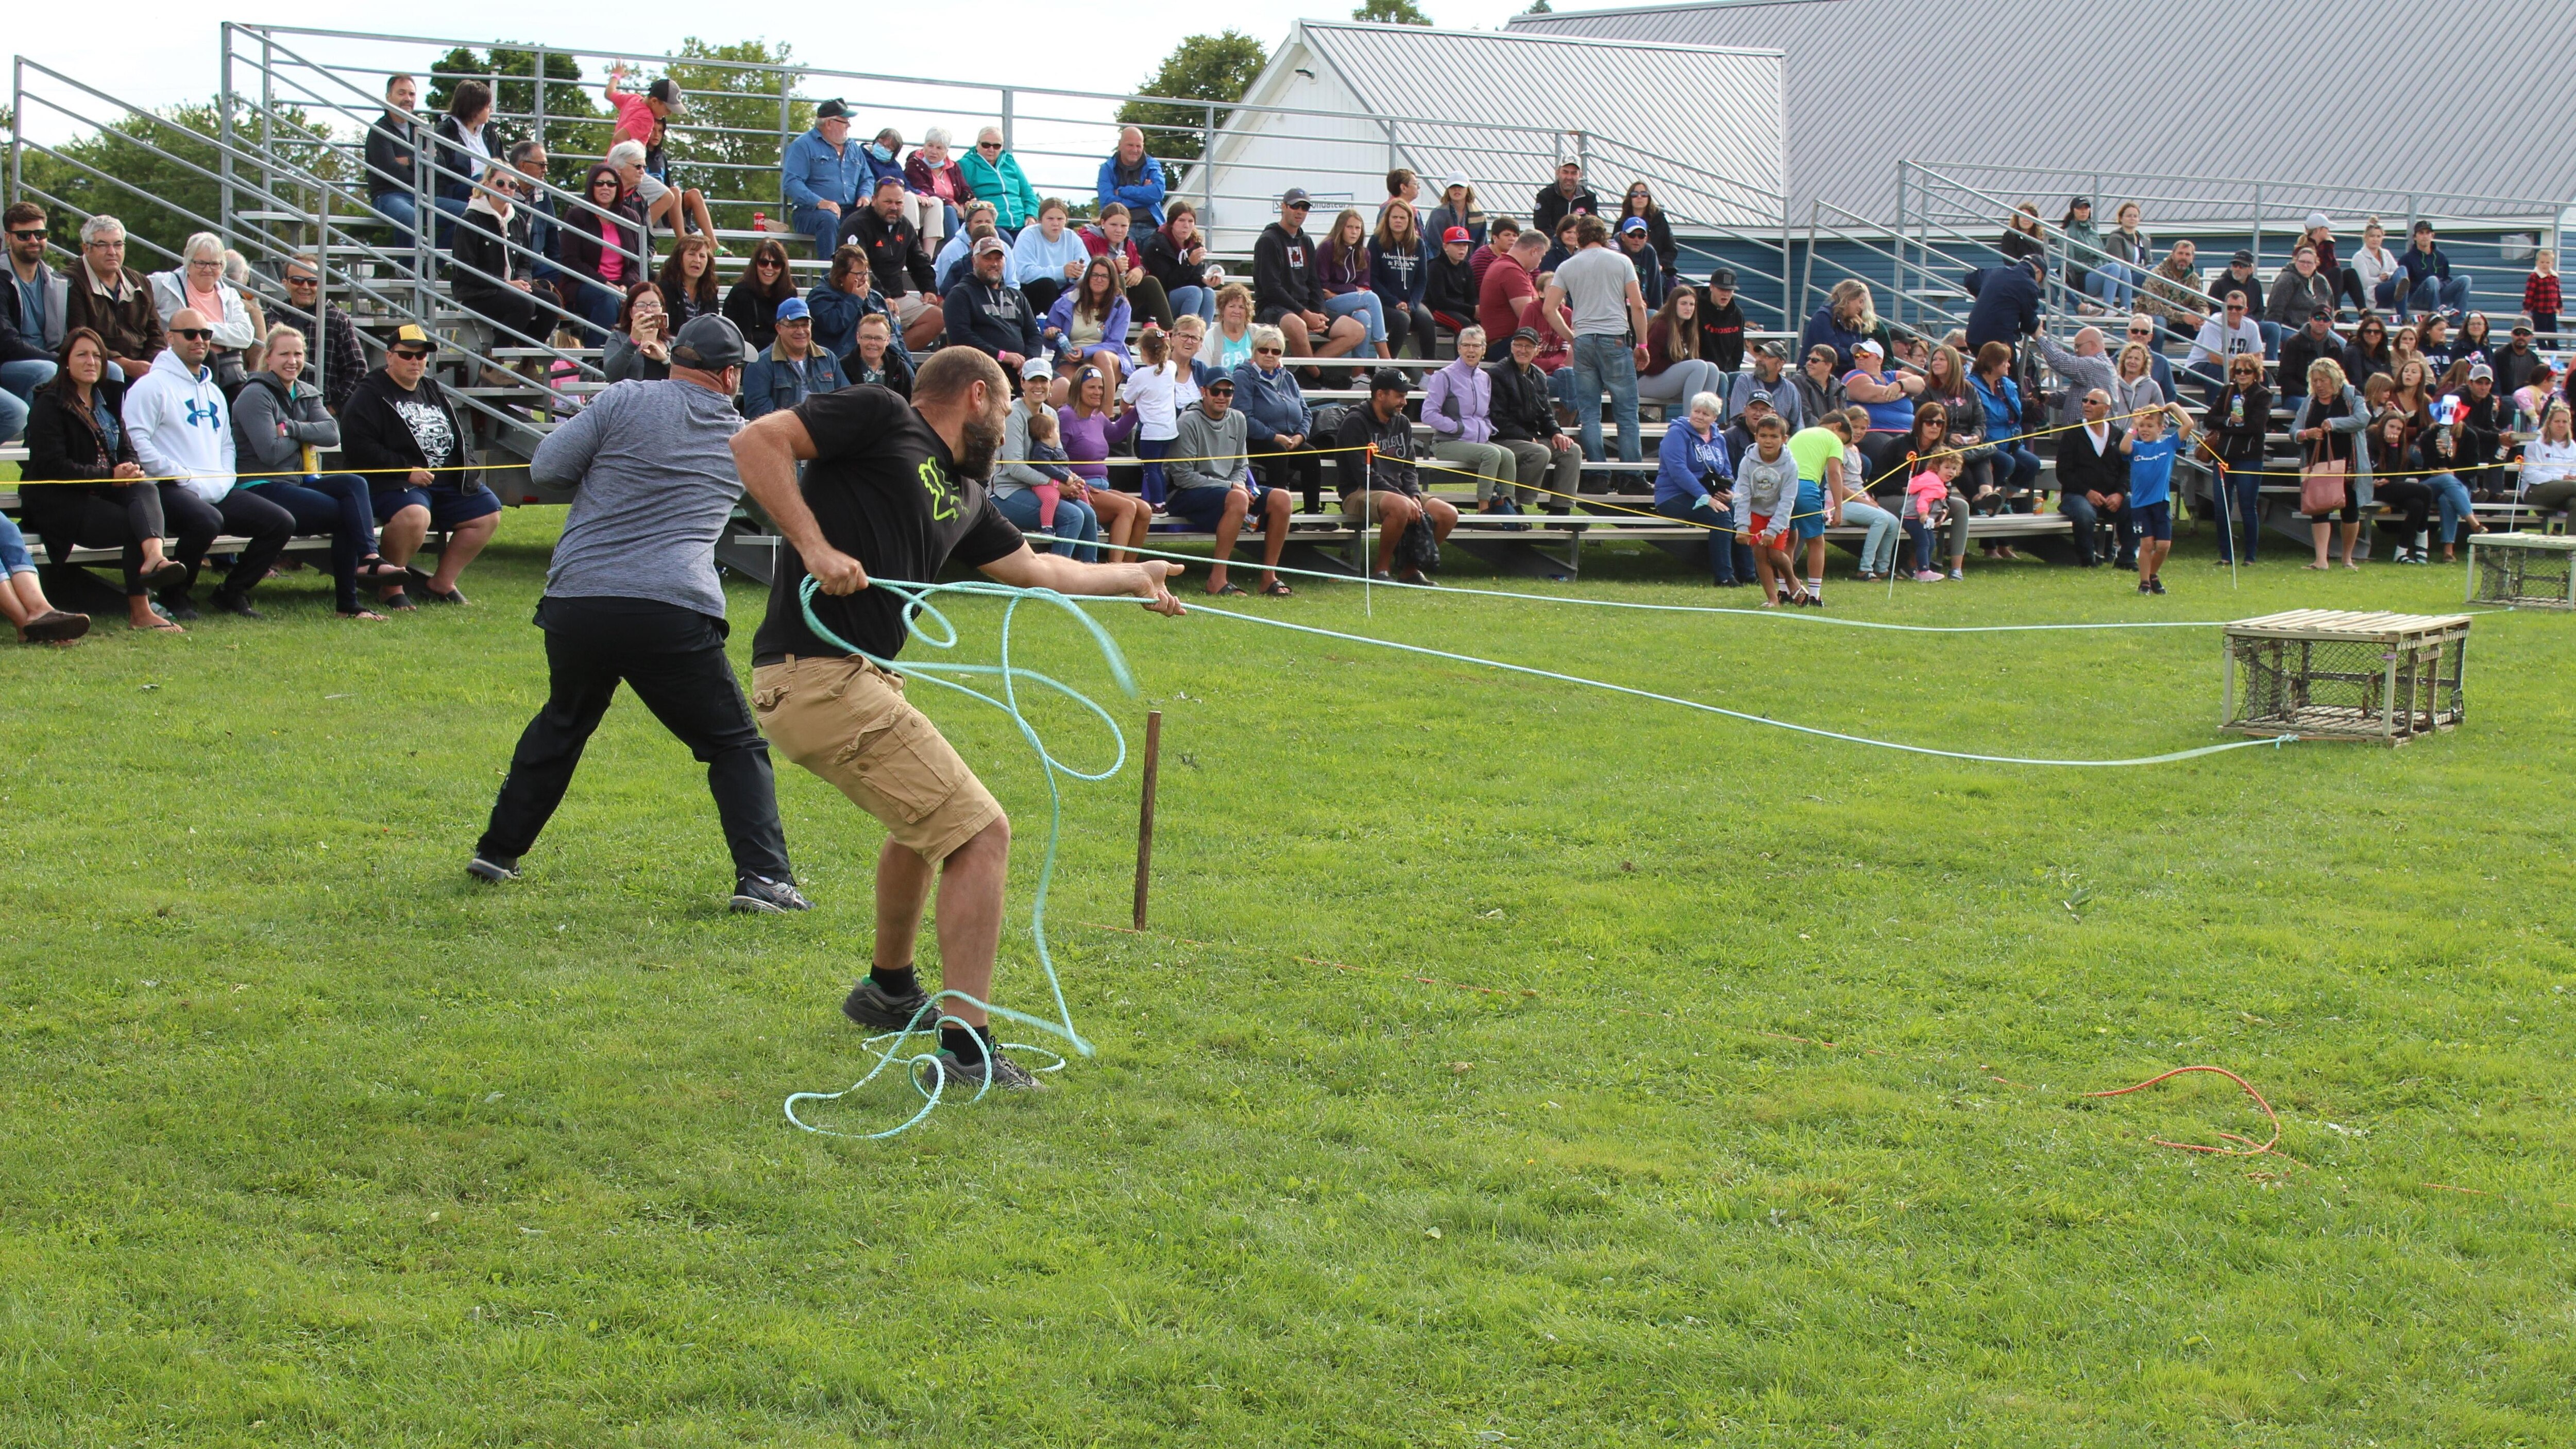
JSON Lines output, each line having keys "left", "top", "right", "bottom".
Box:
{"left": 1204, "top": 581, "right": 1247, "bottom": 597}
{"left": 356, "top": 556, "right": 406, "bottom": 584}
{"left": 131, "top": 615, "right": 184, "bottom": 633}
{"left": 1258, "top": 578, "right": 1294, "bottom": 596}
{"left": 142, "top": 558, "right": 189, "bottom": 590}
{"left": 340, "top": 608, "right": 392, "bottom": 622}
{"left": 19, "top": 610, "right": 91, "bottom": 644}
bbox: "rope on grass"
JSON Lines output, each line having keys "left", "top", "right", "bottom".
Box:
{"left": 2084, "top": 1064, "right": 2283, "bottom": 1158}
{"left": 781, "top": 575, "right": 1131, "bottom": 1140}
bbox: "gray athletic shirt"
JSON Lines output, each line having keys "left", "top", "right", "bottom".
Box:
{"left": 1554, "top": 246, "right": 1638, "bottom": 336}
{"left": 531, "top": 378, "right": 747, "bottom": 618}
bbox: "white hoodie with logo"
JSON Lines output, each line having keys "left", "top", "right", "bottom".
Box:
{"left": 125, "top": 347, "right": 238, "bottom": 503}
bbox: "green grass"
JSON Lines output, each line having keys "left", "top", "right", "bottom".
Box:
{"left": 5, "top": 509, "right": 2573, "bottom": 1446}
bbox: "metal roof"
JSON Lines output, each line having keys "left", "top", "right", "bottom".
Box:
{"left": 1275, "top": 21, "right": 1789, "bottom": 229}
{"left": 1510, "top": 0, "right": 2576, "bottom": 223}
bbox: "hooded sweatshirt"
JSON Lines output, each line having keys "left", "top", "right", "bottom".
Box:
{"left": 231, "top": 371, "right": 338, "bottom": 476}
{"left": 125, "top": 347, "right": 237, "bottom": 502}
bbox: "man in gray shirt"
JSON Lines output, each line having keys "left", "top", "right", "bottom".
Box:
{"left": 1541, "top": 214, "right": 1650, "bottom": 464}
{"left": 1162, "top": 374, "right": 1292, "bottom": 595}
{"left": 470, "top": 315, "right": 810, "bottom": 914}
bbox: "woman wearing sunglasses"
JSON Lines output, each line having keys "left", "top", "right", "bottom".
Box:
{"left": 960, "top": 127, "right": 1041, "bottom": 236}
{"left": 723, "top": 238, "right": 798, "bottom": 351}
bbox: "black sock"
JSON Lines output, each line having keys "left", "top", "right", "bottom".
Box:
{"left": 940, "top": 1024, "right": 993, "bottom": 1064}
{"left": 870, "top": 964, "right": 919, "bottom": 998}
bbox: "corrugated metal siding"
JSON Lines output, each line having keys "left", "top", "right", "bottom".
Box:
{"left": 1292, "top": 22, "right": 1788, "bottom": 231}
{"left": 1512, "top": 0, "right": 2576, "bottom": 221}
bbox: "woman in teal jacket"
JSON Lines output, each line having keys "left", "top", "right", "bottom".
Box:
{"left": 961, "top": 127, "right": 1042, "bottom": 234}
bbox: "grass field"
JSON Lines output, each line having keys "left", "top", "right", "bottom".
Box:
{"left": 5, "top": 508, "right": 2573, "bottom": 1446}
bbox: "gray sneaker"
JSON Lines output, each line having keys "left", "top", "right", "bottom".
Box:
{"left": 730, "top": 875, "right": 812, "bottom": 913}
{"left": 466, "top": 854, "right": 520, "bottom": 883}
{"left": 842, "top": 978, "right": 938, "bottom": 1032}
{"left": 930, "top": 1050, "right": 1046, "bottom": 1091}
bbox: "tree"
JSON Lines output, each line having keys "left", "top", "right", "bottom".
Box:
{"left": 1353, "top": 0, "right": 1433, "bottom": 24}
{"left": 424, "top": 46, "right": 606, "bottom": 191}
{"left": 1523, "top": 0, "right": 1553, "bottom": 12}
{"left": 11, "top": 98, "right": 344, "bottom": 264}
{"left": 659, "top": 38, "right": 807, "bottom": 233}
{"left": 1117, "top": 32, "right": 1268, "bottom": 165}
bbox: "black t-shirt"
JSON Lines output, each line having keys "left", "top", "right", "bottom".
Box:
{"left": 750, "top": 385, "right": 1025, "bottom": 664}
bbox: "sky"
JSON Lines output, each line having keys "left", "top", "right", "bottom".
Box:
{"left": 8, "top": 2, "right": 1566, "bottom": 151}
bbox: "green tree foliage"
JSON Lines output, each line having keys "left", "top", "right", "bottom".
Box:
{"left": 1116, "top": 31, "right": 1269, "bottom": 165}
{"left": 425, "top": 47, "right": 607, "bottom": 190}
{"left": 659, "top": 38, "right": 808, "bottom": 232}
{"left": 1353, "top": 0, "right": 1434, "bottom": 24}
{"left": 10, "top": 98, "right": 343, "bottom": 266}
{"left": 1523, "top": 0, "right": 1553, "bottom": 12}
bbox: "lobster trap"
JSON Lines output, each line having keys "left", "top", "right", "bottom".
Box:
{"left": 2466, "top": 532, "right": 2576, "bottom": 610}
{"left": 2222, "top": 610, "right": 2469, "bottom": 745}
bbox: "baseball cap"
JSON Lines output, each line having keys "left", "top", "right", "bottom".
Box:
{"left": 873, "top": 173, "right": 906, "bottom": 193}
{"left": 2231, "top": 249, "right": 2254, "bottom": 265}
{"left": 648, "top": 77, "right": 686, "bottom": 114}
{"left": 1853, "top": 338, "right": 1884, "bottom": 357}
{"left": 1280, "top": 186, "right": 1311, "bottom": 209}
{"left": 2468, "top": 362, "right": 2494, "bottom": 381}
{"left": 1509, "top": 327, "right": 1541, "bottom": 346}
{"left": 1620, "top": 217, "right": 1648, "bottom": 235}
{"left": 1441, "top": 169, "right": 1469, "bottom": 190}
{"left": 1708, "top": 267, "right": 1737, "bottom": 288}
{"left": 814, "top": 98, "right": 849, "bottom": 121}
{"left": 1021, "top": 354, "right": 1054, "bottom": 381}
{"left": 773, "top": 295, "right": 811, "bottom": 322}
{"left": 2304, "top": 211, "right": 2330, "bottom": 231}
{"left": 1367, "top": 366, "right": 1410, "bottom": 393}
{"left": 1443, "top": 226, "right": 1471, "bottom": 245}
{"left": 2512, "top": 322, "right": 2533, "bottom": 335}
{"left": 973, "top": 234, "right": 1008, "bottom": 255}
{"left": 1745, "top": 388, "right": 1773, "bottom": 406}
{"left": 671, "top": 314, "right": 749, "bottom": 369}
{"left": 1757, "top": 339, "right": 1788, "bottom": 360}
{"left": 389, "top": 322, "right": 435, "bottom": 353}
{"left": 1204, "top": 374, "right": 1235, "bottom": 393}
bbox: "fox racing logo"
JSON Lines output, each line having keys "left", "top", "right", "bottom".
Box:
{"left": 917, "top": 457, "right": 957, "bottom": 521}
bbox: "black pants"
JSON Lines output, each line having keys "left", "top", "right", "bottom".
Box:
{"left": 1384, "top": 300, "right": 1438, "bottom": 359}
{"left": 1248, "top": 436, "right": 1324, "bottom": 512}
{"left": 1126, "top": 276, "right": 1175, "bottom": 331}
{"left": 22, "top": 481, "right": 166, "bottom": 595}
{"left": 2058, "top": 490, "right": 2131, "bottom": 566}
{"left": 2374, "top": 478, "right": 2432, "bottom": 542}
{"left": 1023, "top": 277, "right": 1064, "bottom": 316}
{"left": 478, "top": 596, "right": 792, "bottom": 881}
{"left": 165, "top": 486, "right": 294, "bottom": 602}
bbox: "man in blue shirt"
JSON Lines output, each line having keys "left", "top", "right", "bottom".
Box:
{"left": 782, "top": 100, "right": 866, "bottom": 267}
{"left": 2119, "top": 402, "right": 2193, "bottom": 595}
{"left": 741, "top": 297, "right": 846, "bottom": 420}
{"left": 1094, "top": 127, "right": 1166, "bottom": 227}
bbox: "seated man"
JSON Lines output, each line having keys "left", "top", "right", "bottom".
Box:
{"left": 2183, "top": 294, "right": 2266, "bottom": 404}
{"left": 1251, "top": 189, "right": 1364, "bottom": 367}
{"left": 1333, "top": 367, "right": 1458, "bottom": 584}
{"left": 338, "top": 323, "right": 501, "bottom": 609}
{"left": 1162, "top": 374, "right": 1291, "bottom": 596}
{"left": 741, "top": 296, "right": 846, "bottom": 420}
{"left": 839, "top": 175, "right": 945, "bottom": 351}
{"left": 125, "top": 308, "right": 293, "bottom": 620}
{"left": 61, "top": 214, "right": 164, "bottom": 384}
{"left": 940, "top": 235, "right": 1041, "bottom": 372}
{"left": 2052, "top": 388, "right": 2132, "bottom": 569}
{"left": 1486, "top": 325, "right": 1582, "bottom": 513}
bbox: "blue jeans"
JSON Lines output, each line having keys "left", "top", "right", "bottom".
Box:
{"left": 558, "top": 277, "right": 624, "bottom": 344}
{"left": 1987, "top": 442, "right": 2042, "bottom": 499}
{"left": 1168, "top": 284, "right": 1215, "bottom": 323}
{"left": 2258, "top": 320, "right": 2286, "bottom": 359}
{"left": 2211, "top": 462, "right": 2263, "bottom": 562}
{"left": 0, "top": 512, "right": 33, "bottom": 575}
{"left": 2084, "top": 262, "right": 2138, "bottom": 311}
{"left": 992, "top": 486, "right": 1101, "bottom": 559}
{"left": 0, "top": 359, "right": 53, "bottom": 440}
{"left": 2426, "top": 471, "right": 2473, "bottom": 543}
{"left": 1569, "top": 333, "right": 1641, "bottom": 463}
{"left": 791, "top": 204, "right": 842, "bottom": 266}
{"left": 1839, "top": 497, "right": 1901, "bottom": 574}
{"left": 1652, "top": 493, "right": 1752, "bottom": 583}
{"left": 2400, "top": 275, "right": 2469, "bottom": 319}
{"left": 372, "top": 191, "right": 419, "bottom": 250}
{"left": 244, "top": 473, "right": 380, "bottom": 612}
{"left": 1324, "top": 290, "right": 1385, "bottom": 345}
{"left": 432, "top": 194, "right": 469, "bottom": 250}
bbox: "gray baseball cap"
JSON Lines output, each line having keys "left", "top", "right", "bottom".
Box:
{"left": 671, "top": 314, "right": 749, "bottom": 369}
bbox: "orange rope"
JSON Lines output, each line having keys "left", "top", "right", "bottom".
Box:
{"left": 2084, "top": 1064, "right": 2281, "bottom": 1158}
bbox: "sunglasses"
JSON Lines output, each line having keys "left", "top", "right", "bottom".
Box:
{"left": 285, "top": 275, "right": 319, "bottom": 286}
{"left": 1284, "top": 202, "right": 1310, "bottom": 212}
{"left": 754, "top": 258, "right": 782, "bottom": 269}
{"left": 976, "top": 141, "right": 1001, "bottom": 150}
{"left": 391, "top": 348, "right": 431, "bottom": 360}
{"left": 8, "top": 229, "right": 43, "bottom": 241}
{"left": 171, "top": 327, "right": 214, "bottom": 340}
{"left": 1252, "top": 347, "right": 1282, "bottom": 355}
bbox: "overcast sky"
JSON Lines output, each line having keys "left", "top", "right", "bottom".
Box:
{"left": 9, "top": 3, "right": 1560, "bottom": 150}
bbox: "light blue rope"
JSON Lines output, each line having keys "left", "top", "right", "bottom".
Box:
{"left": 782, "top": 575, "right": 1133, "bottom": 1140}
{"left": 1167, "top": 601, "right": 2301, "bottom": 767}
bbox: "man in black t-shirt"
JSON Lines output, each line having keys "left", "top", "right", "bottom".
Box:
{"left": 732, "top": 347, "right": 1183, "bottom": 1090}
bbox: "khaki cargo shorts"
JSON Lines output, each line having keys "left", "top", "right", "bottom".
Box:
{"left": 751, "top": 655, "right": 1003, "bottom": 863}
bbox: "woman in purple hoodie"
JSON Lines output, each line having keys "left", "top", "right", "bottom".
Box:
{"left": 1423, "top": 325, "right": 1514, "bottom": 504}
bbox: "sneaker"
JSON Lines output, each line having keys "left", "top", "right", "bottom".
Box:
{"left": 160, "top": 598, "right": 201, "bottom": 622}
{"left": 2150, "top": 577, "right": 2167, "bottom": 594}
{"left": 1944, "top": 568, "right": 1963, "bottom": 581}
{"left": 731, "top": 875, "right": 812, "bottom": 913}
{"left": 466, "top": 854, "right": 520, "bottom": 883}
{"left": 1913, "top": 569, "right": 1944, "bottom": 583}
{"left": 2397, "top": 550, "right": 2426, "bottom": 565}
{"left": 2138, "top": 581, "right": 2154, "bottom": 593}
{"left": 209, "top": 590, "right": 263, "bottom": 619}
{"left": 842, "top": 977, "right": 938, "bottom": 1032}
{"left": 929, "top": 1050, "right": 1046, "bottom": 1091}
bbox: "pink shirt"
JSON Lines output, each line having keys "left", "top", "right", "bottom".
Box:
{"left": 610, "top": 90, "right": 655, "bottom": 149}
{"left": 1905, "top": 470, "right": 1950, "bottom": 521}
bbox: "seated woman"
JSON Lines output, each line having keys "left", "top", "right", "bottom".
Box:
{"left": 145, "top": 231, "right": 261, "bottom": 393}
{"left": 1840, "top": 337, "right": 1921, "bottom": 485}
{"left": 554, "top": 163, "right": 644, "bottom": 342}
{"left": 1422, "top": 326, "right": 1514, "bottom": 506}
{"left": 1651, "top": 390, "right": 1747, "bottom": 586}
{"left": 1967, "top": 341, "right": 2042, "bottom": 556}
{"left": 0, "top": 511, "right": 88, "bottom": 643}
{"left": 1640, "top": 288, "right": 1729, "bottom": 417}
{"left": 1368, "top": 201, "right": 1434, "bottom": 359}
{"left": 1314, "top": 208, "right": 1392, "bottom": 360}
{"left": 1055, "top": 364, "right": 1150, "bottom": 559}
{"left": 1200, "top": 284, "right": 1260, "bottom": 373}
{"left": 656, "top": 234, "right": 721, "bottom": 330}
{"left": 1833, "top": 405, "right": 1904, "bottom": 581}
{"left": 18, "top": 327, "right": 192, "bottom": 633}
{"left": 231, "top": 323, "right": 403, "bottom": 620}
{"left": 723, "top": 238, "right": 798, "bottom": 352}
{"left": 1893, "top": 401, "right": 1973, "bottom": 578}
{"left": 2515, "top": 401, "right": 2576, "bottom": 528}
{"left": 1142, "top": 203, "right": 1220, "bottom": 325}
{"left": 2363, "top": 410, "right": 2436, "bottom": 564}
{"left": 993, "top": 361, "right": 1104, "bottom": 558}
{"left": 808, "top": 244, "right": 903, "bottom": 365}
{"left": 1045, "top": 258, "right": 1132, "bottom": 389}
{"left": 451, "top": 164, "right": 552, "bottom": 349}
{"left": 1080, "top": 203, "right": 1170, "bottom": 330}
{"left": 604, "top": 282, "right": 673, "bottom": 383}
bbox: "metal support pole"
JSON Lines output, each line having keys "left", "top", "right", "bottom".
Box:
{"left": 1383, "top": 117, "right": 1398, "bottom": 173}
{"left": 999, "top": 88, "right": 1014, "bottom": 152}
{"left": 308, "top": 196, "right": 327, "bottom": 410}
{"left": 9, "top": 58, "right": 24, "bottom": 212}
{"left": 259, "top": 33, "right": 276, "bottom": 230}
{"left": 217, "top": 24, "right": 237, "bottom": 233}
{"left": 2250, "top": 184, "right": 2262, "bottom": 270}
{"left": 533, "top": 46, "right": 548, "bottom": 155}
{"left": 1201, "top": 102, "right": 1217, "bottom": 230}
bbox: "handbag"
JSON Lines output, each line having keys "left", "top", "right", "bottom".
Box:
{"left": 2299, "top": 436, "right": 2348, "bottom": 515}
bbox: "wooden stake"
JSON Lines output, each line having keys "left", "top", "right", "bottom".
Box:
{"left": 1132, "top": 709, "right": 1162, "bottom": 930}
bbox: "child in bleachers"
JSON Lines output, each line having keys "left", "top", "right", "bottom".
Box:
{"left": 2119, "top": 403, "right": 2194, "bottom": 595}
{"left": 1905, "top": 451, "right": 1958, "bottom": 583}
{"left": 1020, "top": 406, "right": 1080, "bottom": 537}
{"left": 1122, "top": 326, "right": 1181, "bottom": 504}
{"left": 2524, "top": 248, "right": 2558, "bottom": 346}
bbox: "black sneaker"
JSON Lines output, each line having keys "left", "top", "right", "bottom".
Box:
{"left": 209, "top": 590, "right": 264, "bottom": 619}
{"left": 2149, "top": 577, "right": 2167, "bottom": 594}
{"left": 929, "top": 1050, "right": 1046, "bottom": 1091}
{"left": 842, "top": 978, "right": 939, "bottom": 1032}
{"left": 730, "top": 875, "right": 812, "bottom": 913}
{"left": 2137, "top": 581, "right": 2154, "bottom": 593}
{"left": 466, "top": 854, "right": 520, "bottom": 883}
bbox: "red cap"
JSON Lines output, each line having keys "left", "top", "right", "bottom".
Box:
{"left": 1443, "top": 226, "right": 1471, "bottom": 245}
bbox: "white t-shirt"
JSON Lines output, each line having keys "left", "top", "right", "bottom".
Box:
{"left": 1121, "top": 363, "right": 1182, "bottom": 441}
{"left": 1554, "top": 246, "right": 1636, "bottom": 337}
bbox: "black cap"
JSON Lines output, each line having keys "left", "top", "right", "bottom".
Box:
{"left": 1204, "top": 375, "right": 1234, "bottom": 392}
{"left": 1708, "top": 267, "right": 1737, "bottom": 288}
{"left": 671, "top": 314, "right": 749, "bottom": 369}
{"left": 647, "top": 77, "right": 686, "bottom": 115}
{"left": 1367, "top": 367, "right": 1410, "bottom": 393}
{"left": 1509, "top": 326, "right": 1542, "bottom": 345}
{"left": 815, "top": 98, "right": 849, "bottom": 121}
{"left": 2231, "top": 249, "right": 2255, "bottom": 265}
